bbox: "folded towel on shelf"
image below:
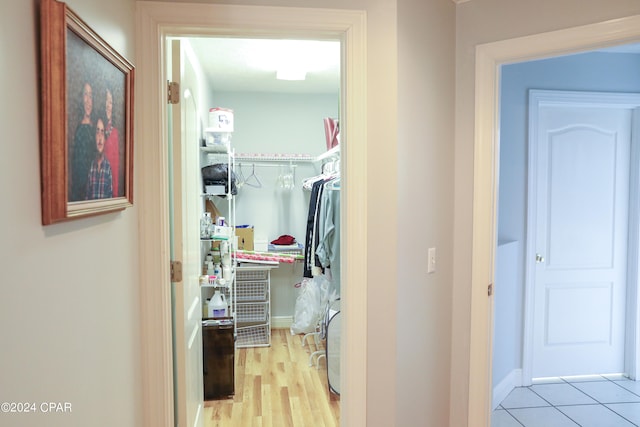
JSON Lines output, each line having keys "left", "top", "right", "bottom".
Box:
{"left": 269, "top": 243, "right": 301, "bottom": 251}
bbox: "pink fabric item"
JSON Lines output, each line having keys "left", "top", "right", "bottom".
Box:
{"left": 232, "top": 252, "right": 295, "bottom": 264}
{"left": 323, "top": 118, "right": 339, "bottom": 150}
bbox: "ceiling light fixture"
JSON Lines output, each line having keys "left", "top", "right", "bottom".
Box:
{"left": 246, "top": 39, "right": 338, "bottom": 82}
{"left": 276, "top": 68, "right": 307, "bottom": 81}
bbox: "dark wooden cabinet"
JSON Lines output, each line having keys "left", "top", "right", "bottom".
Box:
{"left": 202, "top": 319, "right": 235, "bottom": 399}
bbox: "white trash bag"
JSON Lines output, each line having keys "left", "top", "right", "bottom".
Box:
{"left": 290, "top": 277, "right": 328, "bottom": 335}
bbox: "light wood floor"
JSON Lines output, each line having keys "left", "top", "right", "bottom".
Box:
{"left": 203, "top": 328, "right": 340, "bottom": 427}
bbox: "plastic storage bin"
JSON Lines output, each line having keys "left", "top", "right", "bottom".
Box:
{"left": 236, "top": 324, "right": 270, "bottom": 348}
{"left": 236, "top": 302, "right": 269, "bottom": 323}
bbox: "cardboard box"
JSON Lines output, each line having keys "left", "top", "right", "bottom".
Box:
{"left": 205, "top": 199, "right": 222, "bottom": 219}
{"left": 235, "top": 226, "right": 254, "bottom": 251}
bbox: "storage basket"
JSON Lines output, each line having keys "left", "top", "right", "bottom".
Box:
{"left": 236, "top": 269, "right": 268, "bottom": 281}
{"left": 236, "top": 302, "right": 269, "bottom": 323}
{"left": 235, "top": 280, "right": 268, "bottom": 302}
{"left": 236, "top": 323, "right": 270, "bottom": 347}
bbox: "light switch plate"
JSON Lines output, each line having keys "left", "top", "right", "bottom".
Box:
{"left": 427, "top": 247, "right": 436, "bottom": 273}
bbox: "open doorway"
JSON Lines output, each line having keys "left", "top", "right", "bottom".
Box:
{"left": 136, "top": 4, "right": 368, "bottom": 427}
{"left": 465, "top": 13, "right": 640, "bottom": 426}
{"left": 493, "top": 48, "right": 640, "bottom": 397}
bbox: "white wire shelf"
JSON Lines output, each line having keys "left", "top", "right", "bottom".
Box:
{"left": 235, "top": 153, "right": 314, "bottom": 162}
{"left": 315, "top": 145, "right": 340, "bottom": 162}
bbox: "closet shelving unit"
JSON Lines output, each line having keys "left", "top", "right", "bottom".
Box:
{"left": 231, "top": 153, "right": 305, "bottom": 347}
{"left": 234, "top": 264, "right": 279, "bottom": 347}
{"left": 200, "top": 137, "right": 237, "bottom": 331}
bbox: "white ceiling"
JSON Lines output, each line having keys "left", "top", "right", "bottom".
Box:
{"left": 187, "top": 37, "right": 341, "bottom": 95}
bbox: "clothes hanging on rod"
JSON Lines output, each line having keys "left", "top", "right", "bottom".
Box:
{"left": 316, "top": 176, "right": 341, "bottom": 294}
{"left": 326, "top": 177, "right": 340, "bottom": 190}
{"left": 303, "top": 179, "right": 326, "bottom": 278}
{"left": 302, "top": 160, "right": 339, "bottom": 191}
{"left": 302, "top": 172, "right": 341, "bottom": 294}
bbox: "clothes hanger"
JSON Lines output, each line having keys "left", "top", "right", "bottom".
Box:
{"left": 326, "top": 177, "right": 340, "bottom": 190}
{"left": 302, "top": 157, "right": 339, "bottom": 190}
{"left": 302, "top": 170, "right": 327, "bottom": 190}
{"left": 244, "top": 163, "right": 262, "bottom": 188}
{"left": 235, "top": 163, "right": 246, "bottom": 189}
{"left": 276, "top": 165, "right": 284, "bottom": 188}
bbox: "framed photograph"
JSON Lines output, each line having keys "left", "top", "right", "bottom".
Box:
{"left": 40, "top": 0, "right": 134, "bottom": 225}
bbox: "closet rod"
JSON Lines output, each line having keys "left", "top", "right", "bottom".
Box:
{"left": 236, "top": 162, "right": 298, "bottom": 168}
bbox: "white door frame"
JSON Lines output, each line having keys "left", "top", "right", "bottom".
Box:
{"left": 136, "top": 3, "right": 368, "bottom": 427}
{"left": 523, "top": 89, "right": 640, "bottom": 384}
{"left": 469, "top": 14, "right": 640, "bottom": 426}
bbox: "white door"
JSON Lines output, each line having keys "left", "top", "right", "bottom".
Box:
{"left": 169, "top": 39, "right": 204, "bottom": 427}
{"left": 530, "top": 92, "right": 632, "bottom": 378}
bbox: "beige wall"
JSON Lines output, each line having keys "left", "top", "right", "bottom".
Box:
{"left": 0, "top": 1, "right": 140, "bottom": 427}
{"left": 452, "top": 1, "right": 640, "bottom": 426}
{"left": 397, "top": 0, "right": 455, "bottom": 426}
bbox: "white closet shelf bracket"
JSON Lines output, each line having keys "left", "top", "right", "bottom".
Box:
{"left": 315, "top": 145, "right": 340, "bottom": 162}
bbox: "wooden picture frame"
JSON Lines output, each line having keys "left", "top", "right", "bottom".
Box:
{"left": 40, "top": 0, "right": 134, "bottom": 225}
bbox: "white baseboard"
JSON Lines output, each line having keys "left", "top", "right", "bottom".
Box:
{"left": 493, "top": 369, "right": 522, "bottom": 410}
{"left": 271, "top": 316, "right": 293, "bottom": 329}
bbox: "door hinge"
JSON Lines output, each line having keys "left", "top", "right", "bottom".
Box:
{"left": 167, "top": 81, "right": 179, "bottom": 104}
{"left": 170, "top": 260, "right": 183, "bottom": 282}
{"left": 488, "top": 283, "right": 493, "bottom": 297}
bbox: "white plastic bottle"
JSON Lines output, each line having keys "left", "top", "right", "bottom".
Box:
{"left": 221, "top": 253, "right": 231, "bottom": 279}
{"left": 203, "top": 298, "right": 210, "bottom": 318}
{"left": 208, "top": 290, "right": 227, "bottom": 318}
{"left": 222, "top": 265, "right": 232, "bottom": 280}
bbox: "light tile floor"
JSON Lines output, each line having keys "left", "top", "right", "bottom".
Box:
{"left": 492, "top": 375, "right": 640, "bottom": 426}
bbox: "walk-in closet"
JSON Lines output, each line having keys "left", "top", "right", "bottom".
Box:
{"left": 184, "top": 37, "right": 343, "bottom": 426}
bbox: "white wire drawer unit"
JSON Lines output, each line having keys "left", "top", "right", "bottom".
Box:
{"left": 235, "top": 265, "right": 278, "bottom": 347}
